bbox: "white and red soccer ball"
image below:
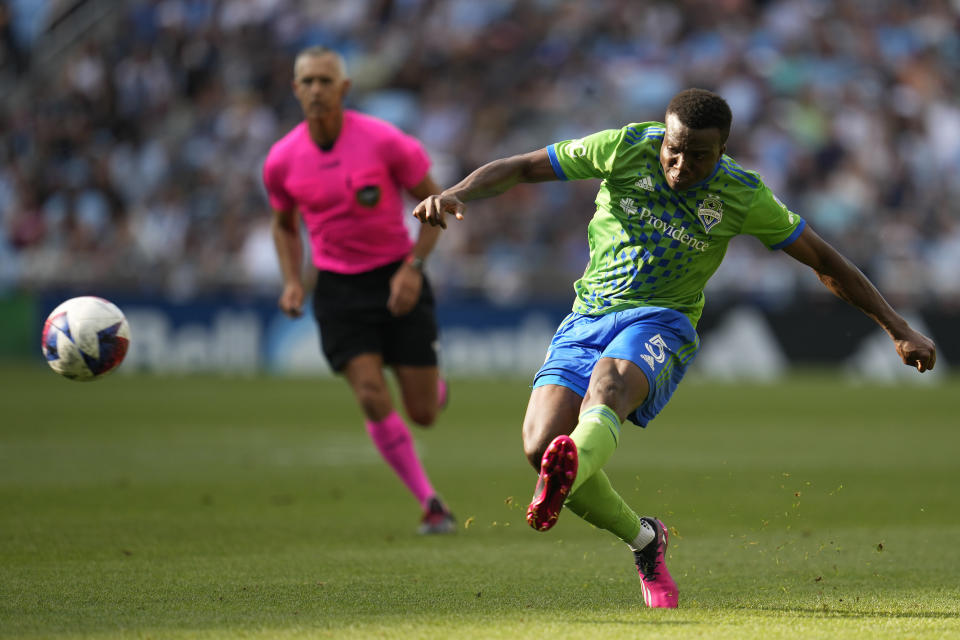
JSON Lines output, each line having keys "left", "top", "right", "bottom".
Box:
{"left": 41, "top": 296, "right": 131, "bottom": 381}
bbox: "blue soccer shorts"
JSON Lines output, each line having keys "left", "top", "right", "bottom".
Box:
{"left": 533, "top": 306, "right": 700, "bottom": 427}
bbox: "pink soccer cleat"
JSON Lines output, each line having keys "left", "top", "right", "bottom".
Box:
{"left": 526, "top": 435, "right": 578, "bottom": 532}
{"left": 634, "top": 517, "right": 679, "bottom": 608}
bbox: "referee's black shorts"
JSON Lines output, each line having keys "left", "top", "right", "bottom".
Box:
{"left": 312, "top": 259, "right": 439, "bottom": 372}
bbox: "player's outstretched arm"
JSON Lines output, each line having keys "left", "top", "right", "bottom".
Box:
{"left": 413, "top": 149, "right": 557, "bottom": 228}
{"left": 782, "top": 225, "right": 936, "bottom": 372}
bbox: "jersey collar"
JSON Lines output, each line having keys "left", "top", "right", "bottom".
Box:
{"left": 684, "top": 160, "right": 721, "bottom": 192}
{"left": 656, "top": 159, "right": 722, "bottom": 195}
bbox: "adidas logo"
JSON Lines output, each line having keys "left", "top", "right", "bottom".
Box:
{"left": 635, "top": 175, "right": 655, "bottom": 191}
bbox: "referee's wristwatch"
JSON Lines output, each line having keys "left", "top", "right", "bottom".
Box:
{"left": 404, "top": 254, "right": 425, "bottom": 271}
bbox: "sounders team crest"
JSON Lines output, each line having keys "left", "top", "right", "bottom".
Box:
{"left": 697, "top": 195, "right": 723, "bottom": 233}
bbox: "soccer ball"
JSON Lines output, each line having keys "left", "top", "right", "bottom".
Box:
{"left": 41, "top": 296, "right": 131, "bottom": 381}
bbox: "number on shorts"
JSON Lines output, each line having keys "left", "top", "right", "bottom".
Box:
{"left": 640, "top": 333, "right": 667, "bottom": 372}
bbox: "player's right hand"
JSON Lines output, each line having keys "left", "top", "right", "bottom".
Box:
{"left": 279, "top": 282, "right": 304, "bottom": 318}
{"left": 413, "top": 193, "right": 465, "bottom": 229}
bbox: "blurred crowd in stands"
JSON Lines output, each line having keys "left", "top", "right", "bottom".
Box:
{"left": 1, "top": 0, "right": 958, "bottom": 308}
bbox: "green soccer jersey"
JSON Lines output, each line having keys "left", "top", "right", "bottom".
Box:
{"left": 547, "top": 121, "right": 805, "bottom": 327}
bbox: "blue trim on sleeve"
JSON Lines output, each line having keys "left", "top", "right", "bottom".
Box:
{"left": 770, "top": 218, "right": 806, "bottom": 250}
{"left": 546, "top": 144, "right": 568, "bottom": 181}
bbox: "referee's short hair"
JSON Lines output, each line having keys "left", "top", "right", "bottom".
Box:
{"left": 294, "top": 45, "right": 348, "bottom": 78}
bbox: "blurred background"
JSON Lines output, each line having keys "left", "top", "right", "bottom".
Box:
{"left": 0, "top": 0, "right": 956, "bottom": 379}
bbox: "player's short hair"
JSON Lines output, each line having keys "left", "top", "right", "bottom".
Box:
{"left": 666, "top": 89, "right": 732, "bottom": 142}
{"left": 294, "top": 45, "right": 348, "bottom": 78}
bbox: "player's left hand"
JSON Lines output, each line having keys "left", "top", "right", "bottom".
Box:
{"left": 388, "top": 263, "right": 422, "bottom": 316}
{"left": 893, "top": 328, "right": 937, "bottom": 372}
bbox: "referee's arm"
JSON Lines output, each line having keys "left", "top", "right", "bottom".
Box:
{"left": 405, "top": 174, "right": 444, "bottom": 263}
{"left": 272, "top": 207, "right": 306, "bottom": 317}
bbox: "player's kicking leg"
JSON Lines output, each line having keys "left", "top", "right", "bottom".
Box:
{"left": 526, "top": 356, "right": 644, "bottom": 532}
{"left": 521, "top": 385, "right": 582, "bottom": 531}
{"left": 522, "top": 309, "right": 696, "bottom": 606}
{"left": 526, "top": 434, "right": 578, "bottom": 531}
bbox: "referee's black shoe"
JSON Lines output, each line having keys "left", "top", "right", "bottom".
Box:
{"left": 418, "top": 496, "right": 456, "bottom": 535}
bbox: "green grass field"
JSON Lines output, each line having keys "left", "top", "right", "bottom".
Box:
{"left": 1, "top": 365, "right": 958, "bottom": 639}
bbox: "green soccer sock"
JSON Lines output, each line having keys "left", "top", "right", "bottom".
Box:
{"left": 564, "top": 470, "right": 642, "bottom": 544}
{"left": 569, "top": 404, "right": 622, "bottom": 495}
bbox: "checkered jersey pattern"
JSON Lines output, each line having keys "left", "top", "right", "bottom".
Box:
{"left": 546, "top": 122, "right": 805, "bottom": 327}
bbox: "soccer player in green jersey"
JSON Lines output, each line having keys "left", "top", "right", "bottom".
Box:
{"left": 413, "top": 88, "right": 937, "bottom": 608}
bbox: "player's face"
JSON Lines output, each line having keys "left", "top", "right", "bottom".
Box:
{"left": 292, "top": 53, "right": 350, "bottom": 119}
{"left": 660, "top": 113, "right": 725, "bottom": 191}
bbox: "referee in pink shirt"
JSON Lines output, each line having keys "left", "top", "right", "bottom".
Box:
{"left": 263, "top": 46, "right": 454, "bottom": 534}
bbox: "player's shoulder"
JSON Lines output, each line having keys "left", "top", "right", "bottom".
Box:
{"left": 622, "top": 121, "right": 666, "bottom": 143}
{"left": 587, "top": 122, "right": 663, "bottom": 166}
{"left": 580, "top": 121, "right": 664, "bottom": 145}
{"left": 715, "top": 153, "right": 766, "bottom": 191}
{"left": 619, "top": 122, "right": 665, "bottom": 161}
{"left": 562, "top": 122, "right": 663, "bottom": 157}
